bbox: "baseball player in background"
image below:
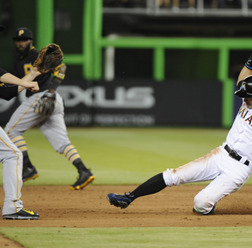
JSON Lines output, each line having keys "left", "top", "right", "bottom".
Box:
{"left": 0, "top": 25, "right": 40, "bottom": 219}
{"left": 107, "top": 54, "right": 252, "bottom": 215}
{"left": 4, "top": 27, "right": 95, "bottom": 190}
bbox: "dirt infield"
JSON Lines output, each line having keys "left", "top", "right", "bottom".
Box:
{"left": 0, "top": 184, "right": 252, "bottom": 228}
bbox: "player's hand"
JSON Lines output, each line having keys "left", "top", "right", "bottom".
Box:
{"left": 21, "top": 81, "right": 39, "bottom": 92}
{"left": 28, "top": 81, "right": 39, "bottom": 92}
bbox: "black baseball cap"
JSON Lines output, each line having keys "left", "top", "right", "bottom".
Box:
{"left": 13, "top": 27, "right": 33, "bottom": 41}
{"left": 235, "top": 75, "right": 252, "bottom": 98}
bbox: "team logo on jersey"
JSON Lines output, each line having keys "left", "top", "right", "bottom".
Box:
{"left": 239, "top": 103, "right": 252, "bottom": 125}
{"left": 239, "top": 104, "right": 247, "bottom": 118}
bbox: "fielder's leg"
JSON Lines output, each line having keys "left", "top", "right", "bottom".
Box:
{"left": 63, "top": 145, "right": 95, "bottom": 190}
{"left": 40, "top": 93, "right": 95, "bottom": 190}
{"left": 0, "top": 128, "right": 23, "bottom": 215}
{"left": 5, "top": 92, "right": 49, "bottom": 182}
{"left": 0, "top": 127, "right": 39, "bottom": 219}
{"left": 11, "top": 136, "right": 39, "bottom": 182}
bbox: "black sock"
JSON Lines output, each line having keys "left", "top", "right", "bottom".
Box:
{"left": 23, "top": 151, "right": 34, "bottom": 169}
{"left": 129, "top": 173, "right": 166, "bottom": 201}
{"left": 73, "top": 159, "right": 89, "bottom": 173}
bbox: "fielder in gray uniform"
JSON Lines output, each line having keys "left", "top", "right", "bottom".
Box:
{"left": 107, "top": 55, "right": 252, "bottom": 215}
{"left": 0, "top": 27, "right": 40, "bottom": 219}
{"left": 5, "top": 27, "right": 95, "bottom": 190}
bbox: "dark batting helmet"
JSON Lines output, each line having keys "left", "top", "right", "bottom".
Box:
{"left": 235, "top": 75, "right": 252, "bottom": 98}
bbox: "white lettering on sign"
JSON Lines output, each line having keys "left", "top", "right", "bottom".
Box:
{"left": 64, "top": 113, "right": 155, "bottom": 126}
{"left": 0, "top": 85, "right": 155, "bottom": 113}
{"left": 58, "top": 86, "right": 155, "bottom": 109}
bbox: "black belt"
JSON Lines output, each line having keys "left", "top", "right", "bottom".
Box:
{"left": 224, "top": 145, "right": 250, "bottom": 166}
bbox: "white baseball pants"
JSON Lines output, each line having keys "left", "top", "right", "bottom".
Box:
{"left": 163, "top": 146, "right": 252, "bottom": 214}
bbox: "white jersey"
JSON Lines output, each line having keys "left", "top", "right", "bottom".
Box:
{"left": 224, "top": 101, "right": 252, "bottom": 161}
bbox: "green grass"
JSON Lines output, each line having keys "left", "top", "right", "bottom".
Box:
{"left": 0, "top": 226, "right": 252, "bottom": 248}
{"left": 1, "top": 127, "right": 251, "bottom": 248}
{"left": 0, "top": 127, "right": 235, "bottom": 185}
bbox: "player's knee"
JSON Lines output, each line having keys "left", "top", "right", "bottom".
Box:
{"left": 5, "top": 146, "right": 22, "bottom": 163}
{"left": 13, "top": 146, "right": 22, "bottom": 160}
{"left": 17, "top": 149, "right": 23, "bottom": 160}
{"left": 194, "top": 194, "right": 215, "bottom": 215}
{"left": 4, "top": 126, "right": 19, "bottom": 138}
{"left": 163, "top": 169, "right": 182, "bottom": 186}
{"left": 162, "top": 169, "right": 173, "bottom": 186}
{"left": 17, "top": 149, "right": 23, "bottom": 167}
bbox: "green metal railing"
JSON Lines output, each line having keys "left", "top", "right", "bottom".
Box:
{"left": 36, "top": 0, "right": 54, "bottom": 48}
{"left": 36, "top": 0, "right": 252, "bottom": 127}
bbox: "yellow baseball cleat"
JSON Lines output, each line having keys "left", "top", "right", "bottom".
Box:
{"left": 3, "top": 208, "right": 40, "bottom": 220}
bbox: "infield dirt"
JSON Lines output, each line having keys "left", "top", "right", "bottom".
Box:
{"left": 0, "top": 184, "right": 252, "bottom": 228}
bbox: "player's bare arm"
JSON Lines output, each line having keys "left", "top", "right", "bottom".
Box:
{"left": 22, "top": 67, "right": 41, "bottom": 81}
{"left": 17, "top": 81, "right": 39, "bottom": 93}
{"left": 0, "top": 72, "right": 38, "bottom": 91}
{"left": 18, "top": 67, "right": 41, "bottom": 93}
{"left": 0, "top": 72, "right": 24, "bottom": 86}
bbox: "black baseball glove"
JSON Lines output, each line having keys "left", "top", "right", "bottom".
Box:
{"left": 34, "top": 92, "right": 56, "bottom": 115}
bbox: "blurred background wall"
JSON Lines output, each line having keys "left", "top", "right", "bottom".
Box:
{"left": 1, "top": 0, "right": 252, "bottom": 127}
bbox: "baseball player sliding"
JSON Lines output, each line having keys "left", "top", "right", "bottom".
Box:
{"left": 4, "top": 27, "right": 95, "bottom": 190}
{"left": 0, "top": 25, "right": 40, "bottom": 219}
{"left": 108, "top": 54, "right": 252, "bottom": 215}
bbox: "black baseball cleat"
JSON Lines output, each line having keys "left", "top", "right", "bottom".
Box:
{"left": 70, "top": 170, "right": 95, "bottom": 190}
{"left": 3, "top": 208, "right": 40, "bottom": 220}
{"left": 23, "top": 165, "right": 39, "bottom": 182}
{"left": 107, "top": 193, "right": 133, "bottom": 209}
